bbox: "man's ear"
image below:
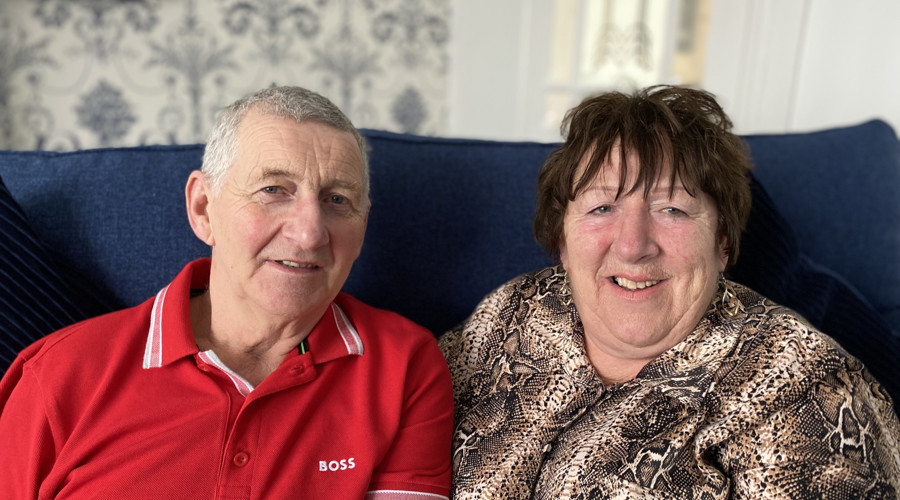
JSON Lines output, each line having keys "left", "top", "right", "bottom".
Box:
{"left": 185, "top": 171, "right": 214, "bottom": 246}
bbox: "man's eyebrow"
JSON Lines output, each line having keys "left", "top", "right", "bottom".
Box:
{"left": 254, "top": 167, "right": 363, "bottom": 192}
{"left": 327, "top": 178, "right": 364, "bottom": 193}
{"left": 255, "top": 167, "right": 294, "bottom": 181}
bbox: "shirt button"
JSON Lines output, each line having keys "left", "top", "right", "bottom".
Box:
{"left": 233, "top": 452, "right": 250, "bottom": 467}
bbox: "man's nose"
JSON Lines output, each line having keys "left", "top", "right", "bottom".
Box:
{"left": 283, "top": 198, "right": 329, "bottom": 248}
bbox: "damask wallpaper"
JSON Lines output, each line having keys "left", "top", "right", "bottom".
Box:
{"left": 0, "top": 0, "right": 450, "bottom": 151}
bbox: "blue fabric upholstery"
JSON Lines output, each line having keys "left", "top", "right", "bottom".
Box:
{"left": 0, "top": 176, "right": 113, "bottom": 372}
{"left": 0, "top": 123, "right": 896, "bottom": 405}
{"left": 729, "top": 177, "right": 900, "bottom": 403}
{"left": 743, "top": 120, "right": 900, "bottom": 331}
{"left": 345, "top": 131, "right": 555, "bottom": 333}
{"left": 0, "top": 146, "right": 209, "bottom": 311}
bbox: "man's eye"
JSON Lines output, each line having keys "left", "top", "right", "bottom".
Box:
{"left": 261, "top": 186, "right": 281, "bottom": 195}
{"left": 329, "top": 194, "right": 346, "bottom": 205}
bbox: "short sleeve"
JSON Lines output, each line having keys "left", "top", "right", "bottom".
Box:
{"left": 366, "top": 336, "right": 453, "bottom": 499}
{"left": 0, "top": 342, "right": 59, "bottom": 499}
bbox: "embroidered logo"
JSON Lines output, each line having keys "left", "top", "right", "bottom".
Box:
{"left": 319, "top": 458, "right": 356, "bottom": 471}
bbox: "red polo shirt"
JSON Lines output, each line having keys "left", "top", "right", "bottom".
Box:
{"left": 0, "top": 259, "right": 453, "bottom": 499}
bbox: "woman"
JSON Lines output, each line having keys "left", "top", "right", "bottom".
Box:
{"left": 439, "top": 86, "right": 900, "bottom": 499}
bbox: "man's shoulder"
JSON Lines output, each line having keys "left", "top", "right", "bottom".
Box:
{"left": 19, "top": 299, "right": 155, "bottom": 378}
{"left": 334, "top": 292, "right": 438, "bottom": 350}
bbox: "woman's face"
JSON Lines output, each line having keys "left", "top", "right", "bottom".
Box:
{"left": 559, "top": 148, "right": 727, "bottom": 370}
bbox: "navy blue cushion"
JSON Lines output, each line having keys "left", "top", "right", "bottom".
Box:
{"left": 0, "top": 146, "right": 210, "bottom": 310}
{"left": 743, "top": 120, "right": 900, "bottom": 332}
{"left": 345, "top": 130, "right": 556, "bottom": 334}
{"left": 0, "top": 176, "right": 115, "bottom": 372}
{"left": 731, "top": 176, "right": 899, "bottom": 407}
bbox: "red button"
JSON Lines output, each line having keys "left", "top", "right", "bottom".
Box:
{"left": 233, "top": 452, "right": 250, "bottom": 467}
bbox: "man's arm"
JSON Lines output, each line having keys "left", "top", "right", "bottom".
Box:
{"left": 365, "top": 337, "right": 454, "bottom": 499}
{"left": 0, "top": 338, "right": 58, "bottom": 499}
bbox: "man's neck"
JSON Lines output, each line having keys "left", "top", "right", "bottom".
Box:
{"left": 189, "top": 292, "right": 314, "bottom": 386}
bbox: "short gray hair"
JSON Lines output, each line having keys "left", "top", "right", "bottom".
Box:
{"left": 201, "top": 86, "right": 369, "bottom": 199}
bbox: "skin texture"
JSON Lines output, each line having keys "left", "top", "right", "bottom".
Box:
{"left": 559, "top": 147, "right": 727, "bottom": 384}
{"left": 185, "top": 110, "right": 369, "bottom": 384}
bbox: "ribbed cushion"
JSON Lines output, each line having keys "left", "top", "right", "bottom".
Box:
{"left": 0, "top": 176, "right": 114, "bottom": 372}
{"left": 731, "top": 176, "right": 899, "bottom": 407}
{"left": 743, "top": 120, "right": 900, "bottom": 331}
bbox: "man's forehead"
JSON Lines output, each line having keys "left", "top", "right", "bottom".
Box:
{"left": 230, "top": 117, "right": 363, "bottom": 181}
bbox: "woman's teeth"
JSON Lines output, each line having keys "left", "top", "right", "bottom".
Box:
{"left": 613, "top": 276, "right": 660, "bottom": 290}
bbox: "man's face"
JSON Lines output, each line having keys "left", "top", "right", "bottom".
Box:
{"left": 200, "top": 110, "right": 368, "bottom": 323}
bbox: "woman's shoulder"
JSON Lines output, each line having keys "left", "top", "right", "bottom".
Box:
{"left": 438, "top": 266, "right": 578, "bottom": 374}
{"left": 728, "top": 281, "right": 854, "bottom": 368}
{"left": 718, "top": 280, "right": 894, "bottom": 411}
{"left": 440, "top": 266, "right": 568, "bottom": 341}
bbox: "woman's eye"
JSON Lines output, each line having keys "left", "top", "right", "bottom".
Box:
{"left": 261, "top": 186, "right": 281, "bottom": 195}
{"left": 590, "top": 205, "right": 612, "bottom": 215}
{"left": 663, "top": 207, "right": 686, "bottom": 216}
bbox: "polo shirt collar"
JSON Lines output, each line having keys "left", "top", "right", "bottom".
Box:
{"left": 307, "top": 299, "right": 364, "bottom": 365}
{"left": 142, "top": 258, "right": 365, "bottom": 370}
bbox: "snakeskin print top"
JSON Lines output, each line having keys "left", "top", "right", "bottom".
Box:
{"left": 439, "top": 266, "right": 900, "bottom": 499}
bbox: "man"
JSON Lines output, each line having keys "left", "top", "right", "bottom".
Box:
{"left": 0, "top": 86, "right": 453, "bottom": 499}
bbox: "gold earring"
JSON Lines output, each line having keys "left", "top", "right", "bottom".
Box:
{"left": 719, "top": 274, "right": 742, "bottom": 317}
{"left": 558, "top": 269, "right": 573, "bottom": 307}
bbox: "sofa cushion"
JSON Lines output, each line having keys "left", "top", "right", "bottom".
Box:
{"left": 743, "top": 120, "right": 900, "bottom": 332}
{"left": 730, "top": 175, "right": 899, "bottom": 406}
{"left": 0, "top": 146, "right": 211, "bottom": 311}
{"left": 345, "top": 130, "right": 557, "bottom": 334}
{"left": 0, "top": 175, "right": 114, "bottom": 372}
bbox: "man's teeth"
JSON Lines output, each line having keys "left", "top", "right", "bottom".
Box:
{"left": 278, "top": 261, "right": 316, "bottom": 269}
{"left": 613, "top": 276, "right": 660, "bottom": 290}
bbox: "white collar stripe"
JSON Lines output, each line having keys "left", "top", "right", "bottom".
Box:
{"left": 142, "top": 286, "right": 169, "bottom": 369}
{"left": 331, "top": 303, "right": 363, "bottom": 355}
{"left": 364, "top": 491, "right": 449, "bottom": 500}
{"left": 198, "top": 350, "right": 255, "bottom": 396}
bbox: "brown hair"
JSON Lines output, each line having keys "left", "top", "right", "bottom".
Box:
{"left": 533, "top": 85, "right": 752, "bottom": 267}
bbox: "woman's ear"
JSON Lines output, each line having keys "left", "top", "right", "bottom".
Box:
{"left": 718, "top": 234, "right": 729, "bottom": 271}
{"left": 185, "top": 171, "right": 214, "bottom": 246}
{"left": 558, "top": 239, "right": 569, "bottom": 271}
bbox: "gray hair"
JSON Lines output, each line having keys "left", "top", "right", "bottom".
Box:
{"left": 201, "top": 86, "right": 369, "bottom": 200}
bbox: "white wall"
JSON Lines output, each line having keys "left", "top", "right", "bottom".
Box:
{"left": 449, "top": 0, "right": 900, "bottom": 140}
{"left": 704, "top": 0, "right": 900, "bottom": 134}
{"left": 791, "top": 0, "right": 900, "bottom": 132}
{"left": 448, "top": 0, "right": 553, "bottom": 141}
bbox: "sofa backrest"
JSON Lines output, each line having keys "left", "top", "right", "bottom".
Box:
{"left": 1, "top": 123, "right": 898, "bottom": 405}
{"left": 742, "top": 119, "right": 900, "bottom": 328}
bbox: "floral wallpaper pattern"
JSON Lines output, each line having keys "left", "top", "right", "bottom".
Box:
{"left": 0, "top": 0, "right": 450, "bottom": 151}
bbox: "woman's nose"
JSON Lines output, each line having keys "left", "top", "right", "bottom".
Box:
{"left": 610, "top": 208, "right": 658, "bottom": 262}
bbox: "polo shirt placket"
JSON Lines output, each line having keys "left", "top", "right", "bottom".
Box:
{"left": 145, "top": 262, "right": 365, "bottom": 499}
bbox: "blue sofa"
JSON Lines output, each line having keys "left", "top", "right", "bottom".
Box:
{"left": 1, "top": 121, "right": 899, "bottom": 407}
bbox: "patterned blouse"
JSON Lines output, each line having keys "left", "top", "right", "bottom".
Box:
{"left": 439, "top": 266, "right": 900, "bottom": 499}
